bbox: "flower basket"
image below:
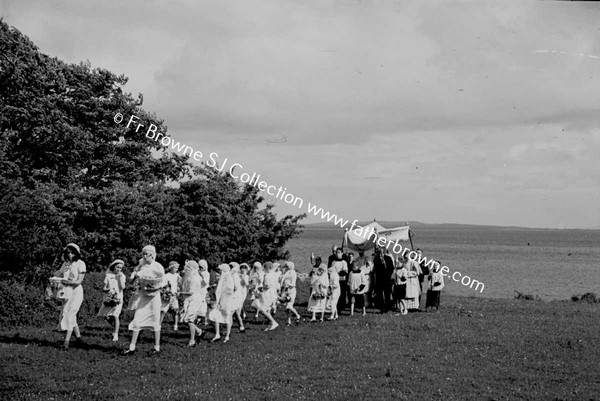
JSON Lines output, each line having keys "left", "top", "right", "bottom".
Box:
{"left": 103, "top": 292, "right": 121, "bottom": 307}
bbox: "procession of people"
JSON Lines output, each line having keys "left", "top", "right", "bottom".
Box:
{"left": 50, "top": 242, "right": 444, "bottom": 353}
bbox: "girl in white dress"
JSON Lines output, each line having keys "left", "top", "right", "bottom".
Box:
{"left": 251, "top": 262, "right": 279, "bottom": 331}
{"left": 53, "top": 243, "right": 86, "bottom": 350}
{"left": 160, "top": 261, "right": 181, "bottom": 331}
{"left": 230, "top": 262, "right": 247, "bottom": 333}
{"left": 123, "top": 245, "right": 165, "bottom": 355}
{"left": 179, "top": 260, "right": 203, "bottom": 347}
{"left": 209, "top": 264, "right": 235, "bottom": 342}
{"left": 97, "top": 259, "right": 126, "bottom": 341}
{"left": 197, "top": 259, "right": 210, "bottom": 325}
{"left": 248, "top": 262, "right": 265, "bottom": 320}
{"left": 307, "top": 265, "right": 329, "bottom": 322}
{"left": 280, "top": 261, "right": 301, "bottom": 326}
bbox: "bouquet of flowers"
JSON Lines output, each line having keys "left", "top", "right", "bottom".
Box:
{"left": 160, "top": 285, "right": 173, "bottom": 302}
{"left": 277, "top": 291, "right": 291, "bottom": 304}
{"left": 103, "top": 291, "right": 121, "bottom": 307}
{"left": 312, "top": 288, "right": 326, "bottom": 300}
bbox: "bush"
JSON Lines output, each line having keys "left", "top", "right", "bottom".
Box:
{"left": 514, "top": 290, "right": 539, "bottom": 301}
{"left": 571, "top": 292, "right": 599, "bottom": 303}
{"left": 0, "top": 280, "right": 59, "bottom": 328}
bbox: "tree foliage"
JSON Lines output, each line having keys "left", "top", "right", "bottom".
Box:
{"left": 0, "top": 20, "right": 304, "bottom": 284}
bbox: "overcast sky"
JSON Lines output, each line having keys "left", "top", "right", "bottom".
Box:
{"left": 2, "top": 0, "right": 599, "bottom": 228}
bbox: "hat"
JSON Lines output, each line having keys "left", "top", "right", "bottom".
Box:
{"left": 264, "top": 261, "right": 273, "bottom": 270}
{"left": 229, "top": 262, "right": 240, "bottom": 270}
{"left": 284, "top": 261, "right": 295, "bottom": 270}
{"left": 273, "top": 262, "right": 280, "bottom": 269}
{"left": 108, "top": 259, "right": 124, "bottom": 270}
{"left": 253, "top": 261, "right": 262, "bottom": 269}
{"left": 185, "top": 260, "right": 199, "bottom": 270}
{"left": 199, "top": 259, "right": 208, "bottom": 270}
{"left": 218, "top": 263, "right": 230, "bottom": 273}
{"left": 65, "top": 243, "right": 81, "bottom": 255}
{"left": 168, "top": 261, "right": 179, "bottom": 268}
{"left": 142, "top": 245, "right": 156, "bottom": 256}
{"left": 240, "top": 263, "right": 250, "bottom": 270}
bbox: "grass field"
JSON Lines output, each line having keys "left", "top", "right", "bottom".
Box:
{"left": 1, "top": 280, "right": 599, "bottom": 400}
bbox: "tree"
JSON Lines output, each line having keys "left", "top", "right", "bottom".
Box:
{"left": 0, "top": 20, "right": 304, "bottom": 284}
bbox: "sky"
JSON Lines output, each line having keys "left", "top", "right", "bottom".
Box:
{"left": 2, "top": 0, "right": 600, "bottom": 229}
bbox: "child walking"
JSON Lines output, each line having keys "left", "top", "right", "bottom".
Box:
{"left": 98, "top": 259, "right": 126, "bottom": 341}
{"left": 160, "top": 261, "right": 181, "bottom": 330}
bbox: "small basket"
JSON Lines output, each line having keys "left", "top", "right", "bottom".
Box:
{"left": 49, "top": 277, "right": 72, "bottom": 300}
{"left": 138, "top": 275, "right": 163, "bottom": 290}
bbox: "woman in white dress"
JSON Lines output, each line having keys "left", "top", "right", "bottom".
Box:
{"left": 251, "top": 262, "right": 279, "bottom": 331}
{"left": 97, "top": 259, "right": 126, "bottom": 341}
{"left": 307, "top": 265, "right": 329, "bottom": 322}
{"left": 53, "top": 243, "right": 86, "bottom": 350}
{"left": 280, "top": 261, "right": 301, "bottom": 326}
{"left": 230, "top": 262, "right": 247, "bottom": 333}
{"left": 179, "top": 260, "right": 204, "bottom": 347}
{"left": 208, "top": 264, "right": 235, "bottom": 343}
{"left": 123, "top": 245, "right": 165, "bottom": 355}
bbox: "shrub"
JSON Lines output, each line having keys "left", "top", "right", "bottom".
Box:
{"left": 571, "top": 292, "right": 599, "bottom": 303}
{"left": 514, "top": 290, "right": 539, "bottom": 301}
{"left": 0, "top": 280, "right": 59, "bottom": 328}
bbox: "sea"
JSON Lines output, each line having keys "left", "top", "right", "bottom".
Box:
{"left": 283, "top": 225, "right": 600, "bottom": 301}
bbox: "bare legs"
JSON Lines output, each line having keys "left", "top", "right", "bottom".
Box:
{"left": 260, "top": 308, "right": 279, "bottom": 330}
{"left": 160, "top": 309, "right": 179, "bottom": 330}
{"left": 212, "top": 319, "right": 233, "bottom": 342}
{"left": 106, "top": 316, "right": 120, "bottom": 341}
{"left": 235, "top": 309, "right": 245, "bottom": 332}
{"left": 187, "top": 322, "right": 201, "bottom": 346}
{"left": 126, "top": 329, "right": 160, "bottom": 352}
{"left": 286, "top": 306, "right": 301, "bottom": 325}
{"left": 63, "top": 325, "right": 82, "bottom": 349}
{"left": 310, "top": 310, "right": 325, "bottom": 322}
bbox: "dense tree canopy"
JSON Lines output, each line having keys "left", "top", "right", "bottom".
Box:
{"left": 0, "top": 20, "right": 304, "bottom": 284}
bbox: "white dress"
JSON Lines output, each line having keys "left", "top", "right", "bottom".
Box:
{"left": 56, "top": 260, "right": 87, "bottom": 330}
{"left": 231, "top": 272, "right": 248, "bottom": 311}
{"left": 97, "top": 271, "right": 125, "bottom": 317}
{"left": 128, "top": 262, "right": 165, "bottom": 331}
{"left": 160, "top": 272, "right": 180, "bottom": 312}
{"left": 405, "top": 260, "right": 421, "bottom": 309}
{"left": 325, "top": 268, "right": 341, "bottom": 312}
{"left": 280, "top": 270, "right": 297, "bottom": 309}
{"left": 252, "top": 271, "right": 278, "bottom": 312}
{"left": 179, "top": 271, "right": 203, "bottom": 323}
{"left": 208, "top": 272, "right": 235, "bottom": 324}
{"left": 307, "top": 273, "right": 329, "bottom": 313}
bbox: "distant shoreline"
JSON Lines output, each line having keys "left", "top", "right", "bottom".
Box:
{"left": 302, "top": 221, "right": 600, "bottom": 231}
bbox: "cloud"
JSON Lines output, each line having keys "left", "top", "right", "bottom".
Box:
{"left": 2, "top": 0, "right": 600, "bottom": 228}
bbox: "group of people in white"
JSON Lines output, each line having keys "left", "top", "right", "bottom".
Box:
{"left": 50, "top": 242, "right": 445, "bottom": 354}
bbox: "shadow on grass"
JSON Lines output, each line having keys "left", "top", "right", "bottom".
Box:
{"left": 0, "top": 332, "right": 121, "bottom": 353}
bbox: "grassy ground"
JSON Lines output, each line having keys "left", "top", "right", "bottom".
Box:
{"left": 1, "top": 282, "right": 599, "bottom": 400}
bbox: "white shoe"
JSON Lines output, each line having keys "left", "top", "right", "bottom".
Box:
{"left": 265, "top": 323, "right": 279, "bottom": 331}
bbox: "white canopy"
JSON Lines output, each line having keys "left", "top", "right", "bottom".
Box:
{"left": 343, "top": 221, "right": 411, "bottom": 251}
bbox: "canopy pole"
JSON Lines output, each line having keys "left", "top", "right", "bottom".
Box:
{"left": 407, "top": 222, "right": 415, "bottom": 250}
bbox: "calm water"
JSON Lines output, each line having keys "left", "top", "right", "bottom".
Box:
{"left": 283, "top": 226, "right": 600, "bottom": 301}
